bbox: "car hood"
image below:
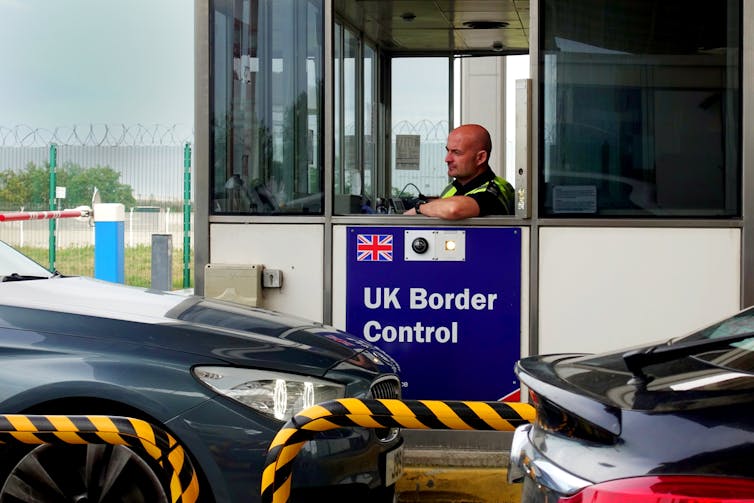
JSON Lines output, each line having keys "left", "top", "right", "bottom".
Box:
{"left": 0, "top": 276, "right": 398, "bottom": 377}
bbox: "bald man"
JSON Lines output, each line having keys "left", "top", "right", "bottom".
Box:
{"left": 404, "top": 124, "right": 514, "bottom": 219}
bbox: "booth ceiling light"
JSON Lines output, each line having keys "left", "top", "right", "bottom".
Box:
{"left": 462, "top": 20, "right": 509, "bottom": 29}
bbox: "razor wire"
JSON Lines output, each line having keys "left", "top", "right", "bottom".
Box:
{"left": 391, "top": 119, "right": 449, "bottom": 141}
{"left": 1, "top": 121, "right": 447, "bottom": 146}
{"left": 0, "top": 124, "right": 194, "bottom": 147}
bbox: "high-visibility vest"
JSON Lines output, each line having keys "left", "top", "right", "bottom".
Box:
{"left": 440, "top": 175, "right": 514, "bottom": 215}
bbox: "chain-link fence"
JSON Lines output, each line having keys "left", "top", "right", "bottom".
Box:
{"left": 390, "top": 119, "right": 451, "bottom": 197}
{"left": 0, "top": 124, "right": 193, "bottom": 290}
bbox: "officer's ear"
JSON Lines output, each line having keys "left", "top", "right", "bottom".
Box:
{"left": 475, "top": 149, "right": 488, "bottom": 165}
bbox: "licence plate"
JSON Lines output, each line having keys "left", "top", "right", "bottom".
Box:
{"left": 384, "top": 444, "right": 405, "bottom": 486}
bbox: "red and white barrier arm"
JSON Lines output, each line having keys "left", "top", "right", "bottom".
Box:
{"left": 0, "top": 206, "right": 91, "bottom": 222}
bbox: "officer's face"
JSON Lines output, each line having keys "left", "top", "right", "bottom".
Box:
{"left": 444, "top": 128, "right": 485, "bottom": 184}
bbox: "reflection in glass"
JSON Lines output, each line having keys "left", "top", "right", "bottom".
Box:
{"left": 340, "top": 30, "right": 359, "bottom": 201}
{"left": 334, "top": 23, "right": 342, "bottom": 198}
{"left": 540, "top": 0, "right": 740, "bottom": 217}
{"left": 363, "top": 43, "right": 377, "bottom": 209}
{"left": 211, "top": 0, "right": 324, "bottom": 215}
{"left": 332, "top": 24, "right": 381, "bottom": 214}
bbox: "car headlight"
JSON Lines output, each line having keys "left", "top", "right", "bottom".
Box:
{"left": 193, "top": 366, "right": 346, "bottom": 421}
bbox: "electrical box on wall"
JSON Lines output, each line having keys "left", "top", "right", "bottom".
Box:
{"left": 204, "top": 263, "right": 263, "bottom": 307}
{"left": 262, "top": 269, "right": 283, "bottom": 288}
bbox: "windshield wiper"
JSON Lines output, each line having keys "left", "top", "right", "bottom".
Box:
{"left": 623, "top": 331, "right": 754, "bottom": 385}
{"left": 0, "top": 273, "right": 53, "bottom": 282}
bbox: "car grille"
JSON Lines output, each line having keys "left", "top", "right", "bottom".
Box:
{"left": 369, "top": 376, "right": 402, "bottom": 442}
{"left": 370, "top": 376, "right": 401, "bottom": 400}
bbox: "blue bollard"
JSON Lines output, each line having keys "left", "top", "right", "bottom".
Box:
{"left": 94, "top": 203, "right": 125, "bottom": 283}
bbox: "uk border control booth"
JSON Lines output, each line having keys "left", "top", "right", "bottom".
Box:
{"left": 194, "top": 0, "right": 751, "bottom": 404}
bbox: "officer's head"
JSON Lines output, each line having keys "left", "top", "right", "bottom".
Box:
{"left": 444, "top": 124, "right": 491, "bottom": 184}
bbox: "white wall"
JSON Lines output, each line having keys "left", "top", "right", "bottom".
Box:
{"left": 460, "top": 57, "right": 505, "bottom": 177}
{"left": 538, "top": 227, "right": 741, "bottom": 354}
{"left": 332, "top": 225, "right": 348, "bottom": 329}
{"left": 209, "top": 223, "right": 324, "bottom": 321}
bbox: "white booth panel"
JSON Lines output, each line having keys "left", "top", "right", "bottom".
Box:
{"left": 209, "top": 224, "right": 324, "bottom": 322}
{"left": 332, "top": 225, "right": 348, "bottom": 330}
{"left": 518, "top": 227, "right": 531, "bottom": 359}
{"left": 539, "top": 227, "right": 741, "bottom": 354}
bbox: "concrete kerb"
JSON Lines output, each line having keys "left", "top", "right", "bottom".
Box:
{"left": 396, "top": 429, "right": 521, "bottom": 503}
{"left": 397, "top": 466, "right": 521, "bottom": 503}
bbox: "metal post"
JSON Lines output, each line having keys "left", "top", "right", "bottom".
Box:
{"left": 183, "top": 143, "right": 192, "bottom": 288}
{"left": 48, "top": 144, "right": 57, "bottom": 271}
{"left": 94, "top": 203, "right": 125, "bottom": 283}
{"left": 151, "top": 234, "right": 173, "bottom": 291}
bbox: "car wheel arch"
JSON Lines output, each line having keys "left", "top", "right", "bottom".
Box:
{"left": 2, "top": 379, "right": 190, "bottom": 421}
{"left": 0, "top": 393, "right": 216, "bottom": 503}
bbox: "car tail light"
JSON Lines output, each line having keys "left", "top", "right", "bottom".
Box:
{"left": 560, "top": 476, "right": 754, "bottom": 503}
{"left": 528, "top": 388, "right": 616, "bottom": 445}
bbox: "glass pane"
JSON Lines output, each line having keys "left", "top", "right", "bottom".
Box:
{"left": 333, "top": 29, "right": 362, "bottom": 214}
{"left": 363, "top": 43, "right": 377, "bottom": 210}
{"left": 334, "top": 23, "right": 342, "bottom": 197}
{"left": 540, "top": 0, "right": 740, "bottom": 217}
{"left": 211, "top": 0, "right": 324, "bottom": 215}
{"left": 390, "top": 57, "right": 450, "bottom": 211}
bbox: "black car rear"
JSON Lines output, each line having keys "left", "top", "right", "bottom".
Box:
{"left": 509, "top": 307, "right": 754, "bottom": 502}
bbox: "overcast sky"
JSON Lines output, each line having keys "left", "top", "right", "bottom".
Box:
{"left": 0, "top": 0, "right": 194, "bottom": 131}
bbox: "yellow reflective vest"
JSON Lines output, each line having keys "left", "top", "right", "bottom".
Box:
{"left": 439, "top": 169, "right": 514, "bottom": 215}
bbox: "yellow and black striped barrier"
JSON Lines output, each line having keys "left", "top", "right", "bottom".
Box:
{"left": 261, "top": 398, "right": 535, "bottom": 503}
{"left": 0, "top": 414, "right": 199, "bottom": 503}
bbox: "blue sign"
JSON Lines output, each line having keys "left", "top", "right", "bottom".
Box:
{"left": 346, "top": 226, "right": 521, "bottom": 401}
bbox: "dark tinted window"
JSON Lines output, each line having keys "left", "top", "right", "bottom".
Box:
{"left": 687, "top": 307, "right": 754, "bottom": 373}
{"left": 211, "top": 0, "right": 324, "bottom": 215}
{"left": 540, "top": 0, "right": 740, "bottom": 217}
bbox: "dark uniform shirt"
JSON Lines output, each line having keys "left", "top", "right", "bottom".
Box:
{"left": 439, "top": 167, "right": 514, "bottom": 216}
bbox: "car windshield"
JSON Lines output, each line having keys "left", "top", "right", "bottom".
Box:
{"left": 692, "top": 308, "right": 754, "bottom": 342}
{"left": 0, "top": 240, "right": 53, "bottom": 278}
{"left": 681, "top": 307, "right": 754, "bottom": 372}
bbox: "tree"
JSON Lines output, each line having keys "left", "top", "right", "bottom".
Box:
{"left": 0, "top": 162, "right": 135, "bottom": 210}
{"left": 0, "top": 163, "right": 49, "bottom": 208}
{"left": 56, "top": 163, "right": 136, "bottom": 208}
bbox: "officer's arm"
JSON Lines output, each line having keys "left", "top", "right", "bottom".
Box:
{"left": 404, "top": 196, "right": 480, "bottom": 220}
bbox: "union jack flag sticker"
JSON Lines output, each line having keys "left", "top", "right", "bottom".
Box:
{"left": 356, "top": 234, "right": 393, "bottom": 262}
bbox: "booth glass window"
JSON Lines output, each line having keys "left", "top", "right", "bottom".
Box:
{"left": 211, "top": 0, "right": 324, "bottom": 215}
{"left": 363, "top": 43, "right": 377, "bottom": 208}
{"left": 334, "top": 23, "right": 342, "bottom": 198}
{"left": 333, "top": 22, "right": 378, "bottom": 214}
{"left": 540, "top": 0, "right": 741, "bottom": 217}
{"left": 390, "top": 58, "right": 451, "bottom": 209}
{"left": 333, "top": 24, "right": 360, "bottom": 213}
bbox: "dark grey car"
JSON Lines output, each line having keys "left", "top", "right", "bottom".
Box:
{"left": 0, "top": 240, "right": 403, "bottom": 502}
